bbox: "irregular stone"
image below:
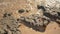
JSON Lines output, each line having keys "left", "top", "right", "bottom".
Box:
{"left": 20, "top": 14, "right": 49, "bottom": 32}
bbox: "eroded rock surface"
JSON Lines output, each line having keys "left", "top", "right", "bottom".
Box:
{"left": 19, "top": 0, "right": 60, "bottom": 32}
{"left": 0, "top": 12, "right": 21, "bottom": 34}
{"left": 0, "top": 0, "right": 60, "bottom": 33}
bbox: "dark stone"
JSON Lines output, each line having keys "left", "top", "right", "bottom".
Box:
{"left": 57, "top": 12, "right": 60, "bottom": 16}
{"left": 3, "top": 13, "right": 7, "bottom": 17}
{"left": 8, "top": 14, "right": 11, "bottom": 16}
{"left": 37, "top": 5, "right": 46, "bottom": 11}
{"left": 4, "top": 30, "right": 8, "bottom": 34}
{"left": 17, "top": 19, "right": 20, "bottom": 21}
{"left": 18, "top": 9, "right": 25, "bottom": 13}
{"left": 3, "top": 13, "right": 11, "bottom": 18}
{"left": 20, "top": 16, "right": 47, "bottom": 32}
{"left": 26, "top": 10, "right": 29, "bottom": 12}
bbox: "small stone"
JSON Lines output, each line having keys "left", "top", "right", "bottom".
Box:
{"left": 8, "top": 14, "right": 11, "bottom": 16}
{"left": 18, "top": 9, "right": 25, "bottom": 14}
{"left": 17, "top": 19, "right": 20, "bottom": 21}
{"left": 57, "top": 12, "right": 60, "bottom": 16}
{"left": 26, "top": 10, "right": 29, "bottom": 12}
{"left": 3, "top": 13, "right": 7, "bottom": 17}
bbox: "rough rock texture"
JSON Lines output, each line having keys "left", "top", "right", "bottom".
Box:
{"left": 19, "top": 0, "right": 60, "bottom": 32}
{"left": 20, "top": 14, "right": 50, "bottom": 32}
{"left": 0, "top": 0, "right": 60, "bottom": 34}
{"left": 0, "top": 12, "right": 21, "bottom": 34}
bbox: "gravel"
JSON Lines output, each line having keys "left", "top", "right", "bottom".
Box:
{"left": 0, "top": 13, "right": 21, "bottom": 34}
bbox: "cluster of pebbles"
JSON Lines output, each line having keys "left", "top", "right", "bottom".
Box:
{"left": 0, "top": 13, "right": 21, "bottom": 34}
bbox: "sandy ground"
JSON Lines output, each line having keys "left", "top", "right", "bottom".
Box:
{"left": 0, "top": 0, "right": 60, "bottom": 34}
{"left": 19, "top": 22, "right": 60, "bottom": 34}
